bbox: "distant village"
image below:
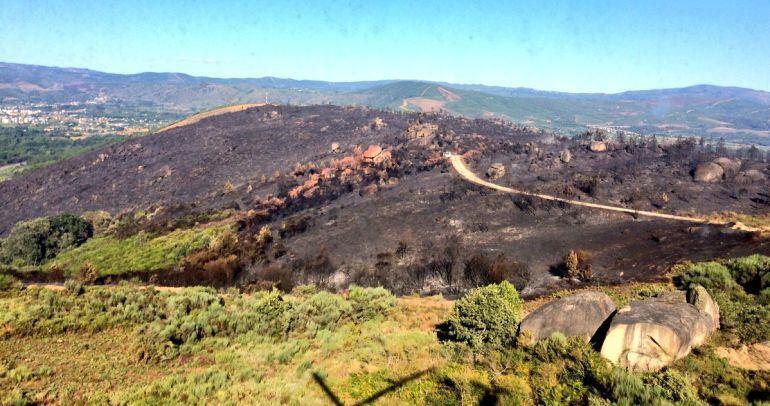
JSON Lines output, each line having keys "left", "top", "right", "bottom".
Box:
{"left": 0, "top": 99, "right": 171, "bottom": 138}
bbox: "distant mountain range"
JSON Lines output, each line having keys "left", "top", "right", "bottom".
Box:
{"left": 2, "top": 61, "right": 770, "bottom": 144}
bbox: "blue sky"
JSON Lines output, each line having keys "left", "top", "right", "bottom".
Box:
{"left": 1, "top": 0, "right": 769, "bottom": 92}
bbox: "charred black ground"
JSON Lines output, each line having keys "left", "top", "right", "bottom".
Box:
{"left": 2, "top": 105, "right": 769, "bottom": 296}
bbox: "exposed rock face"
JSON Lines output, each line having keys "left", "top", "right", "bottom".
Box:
{"left": 600, "top": 291, "right": 718, "bottom": 372}
{"left": 688, "top": 285, "right": 720, "bottom": 330}
{"left": 589, "top": 141, "right": 607, "bottom": 152}
{"left": 370, "top": 117, "right": 387, "bottom": 130}
{"left": 406, "top": 122, "right": 438, "bottom": 139}
{"left": 713, "top": 157, "right": 741, "bottom": 176}
{"left": 330, "top": 142, "right": 341, "bottom": 153}
{"left": 363, "top": 144, "right": 383, "bottom": 161}
{"left": 735, "top": 169, "right": 766, "bottom": 184}
{"left": 486, "top": 163, "right": 506, "bottom": 179}
{"left": 694, "top": 162, "right": 724, "bottom": 182}
{"left": 519, "top": 291, "right": 616, "bottom": 343}
{"left": 560, "top": 149, "right": 572, "bottom": 163}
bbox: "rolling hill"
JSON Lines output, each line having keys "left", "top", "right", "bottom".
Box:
{"left": 2, "top": 62, "right": 770, "bottom": 143}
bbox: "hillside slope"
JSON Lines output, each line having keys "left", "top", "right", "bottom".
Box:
{"left": 2, "top": 105, "right": 769, "bottom": 296}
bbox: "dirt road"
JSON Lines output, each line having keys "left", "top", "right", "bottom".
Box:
{"left": 448, "top": 153, "right": 724, "bottom": 224}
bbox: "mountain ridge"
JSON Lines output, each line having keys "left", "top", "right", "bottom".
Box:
{"left": 3, "top": 61, "right": 770, "bottom": 143}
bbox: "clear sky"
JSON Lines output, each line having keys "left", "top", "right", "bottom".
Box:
{"left": 1, "top": 0, "right": 769, "bottom": 93}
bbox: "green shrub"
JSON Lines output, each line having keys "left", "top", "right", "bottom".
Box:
{"left": 135, "top": 288, "right": 229, "bottom": 362}
{"left": 63, "top": 279, "right": 84, "bottom": 295}
{"left": 290, "top": 284, "right": 318, "bottom": 297}
{"left": 293, "top": 291, "right": 352, "bottom": 337}
{"left": 0, "top": 214, "right": 93, "bottom": 266}
{"left": 644, "top": 369, "right": 702, "bottom": 405}
{"left": 676, "top": 261, "right": 739, "bottom": 292}
{"left": 235, "top": 289, "right": 292, "bottom": 338}
{"left": 348, "top": 285, "right": 396, "bottom": 322}
{"left": 603, "top": 369, "right": 667, "bottom": 405}
{"left": 4, "top": 285, "right": 166, "bottom": 336}
{"left": 47, "top": 225, "right": 230, "bottom": 277}
{"left": 124, "top": 369, "right": 229, "bottom": 404}
{"left": 445, "top": 281, "right": 523, "bottom": 348}
{"left": 726, "top": 254, "right": 770, "bottom": 293}
{"left": 676, "top": 255, "right": 770, "bottom": 343}
{"left": 0, "top": 273, "right": 19, "bottom": 291}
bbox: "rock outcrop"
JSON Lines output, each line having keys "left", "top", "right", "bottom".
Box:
{"left": 600, "top": 287, "right": 718, "bottom": 372}
{"left": 693, "top": 162, "right": 724, "bottom": 183}
{"left": 519, "top": 291, "right": 616, "bottom": 343}
{"left": 363, "top": 144, "right": 383, "bottom": 161}
{"left": 735, "top": 169, "right": 766, "bottom": 184}
{"left": 370, "top": 117, "right": 387, "bottom": 130}
{"left": 330, "top": 142, "right": 340, "bottom": 153}
{"left": 713, "top": 157, "right": 741, "bottom": 176}
{"left": 560, "top": 149, "right": 572, "bottom": 163}
{"left": 406, "top": 122, "right": 438, "bottom": 139}
{"left": 486, "top": 163, "right": 506, "bottom": 179}
{"left": 688, "top": 285, "right": 720, "bottom": 330}
{"left": 589, "top": 141, "right": 607, "bottom": 152}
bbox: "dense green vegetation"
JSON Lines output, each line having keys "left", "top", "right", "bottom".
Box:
{"left": 47, "top": 224, "right": 233, "bottom": 277}
{"left": 0, "top": 213, "right": 93, "bottom": 267}
{"left": 676, "top": 254, "right": 770, "bottom": 343}
{"left": 1, "top": 261, "right": 769, "bottom": 404}
{"left": 0, "top": 126, "right": 119, "bottom": 180}
{"left": 444, "top": 281, "right": 523, "bottom": 348}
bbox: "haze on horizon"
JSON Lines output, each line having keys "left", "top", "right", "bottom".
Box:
{"left": 1, "top": 0, "right": 769, "bottom": 93}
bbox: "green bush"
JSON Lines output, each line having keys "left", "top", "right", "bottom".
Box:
{"left": 0, "top": 274, "right": 19, "bottom": 291}
{"left": 347, "top": 285, "right": 396, "bottom": 322}
{"left": 644, "top": 369, "right": 702, "bottom": 405}
{"left": 136, "top": 288, "right": 230, "bottom": 362}
{"left": 676, "top": 255, "right": 770, "bottom": 343}
{"left": 726, "top": 254, "right": 770, "bottom": 293}
{"left": 445, "top": 281, "right": 523, "bottom": 348}
{"left": 0, "top": 214, "right": 93, "bottom": 266}
{"left": 47, "top": 225, "right": 230, "bottom": 277}
{"left": 4, "top": 285, "right": 166, "bottom": 336}
{"left": 293, "top": 291, "right": 352, "bottom": 337}
{"left": 603, "top": 369, "right": 667, "bottom": 405}
{"left": 124, "top": 369, "right": 230, "bottom": 404}
{"left": 676, "top": 261, "right": 738, "bottom": 292}
{"left": 233, "top": 289, "right": 292, "bottom": 338}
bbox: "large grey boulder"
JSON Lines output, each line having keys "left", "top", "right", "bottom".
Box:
{"left": 693, "top": 162, "right": 724, "bottom": 182}
{"left": 713, "top": 157, "right": 741, "bottom": 176}
{"left": 486, "top": 163, "right": 506, "bottom": 179}
{"left": 735, "top": 169, "right": 766, "bottom": 184}
{"left": 600, "top": 292, "right": 717, "bottom": 372}
{"left": 688, "top": 285, "right": 720, "bottom": 331}
{"left": 519, "top": 291, "right": 616, "bottom": 343}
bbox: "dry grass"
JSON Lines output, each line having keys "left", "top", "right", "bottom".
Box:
{"left": 157, "top": 103, "right": 266, "bottom": 132}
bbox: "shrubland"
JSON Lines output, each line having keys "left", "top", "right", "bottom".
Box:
{"left": 2, "top": 257, "right": 769, "bottom": 404}
{"left": 675, "top": 254, "right": 770, "bottom": 343}
{"left": 46, "top": 224, "right": 233, "bottom": 278}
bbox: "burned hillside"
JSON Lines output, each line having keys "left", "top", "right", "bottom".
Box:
{"left": 2, "top": 105, "right": 770, "bottom": 296}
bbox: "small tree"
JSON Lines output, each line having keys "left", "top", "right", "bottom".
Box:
{"left": 445, "top": 281, "right": 523, "bottom": 348}
{"left": 0, "top": 213, "right": 93, "bottom": 266}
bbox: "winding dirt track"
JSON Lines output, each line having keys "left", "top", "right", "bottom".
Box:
{"left": 448, "top": 154, "right": 724, "bottom": 225}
